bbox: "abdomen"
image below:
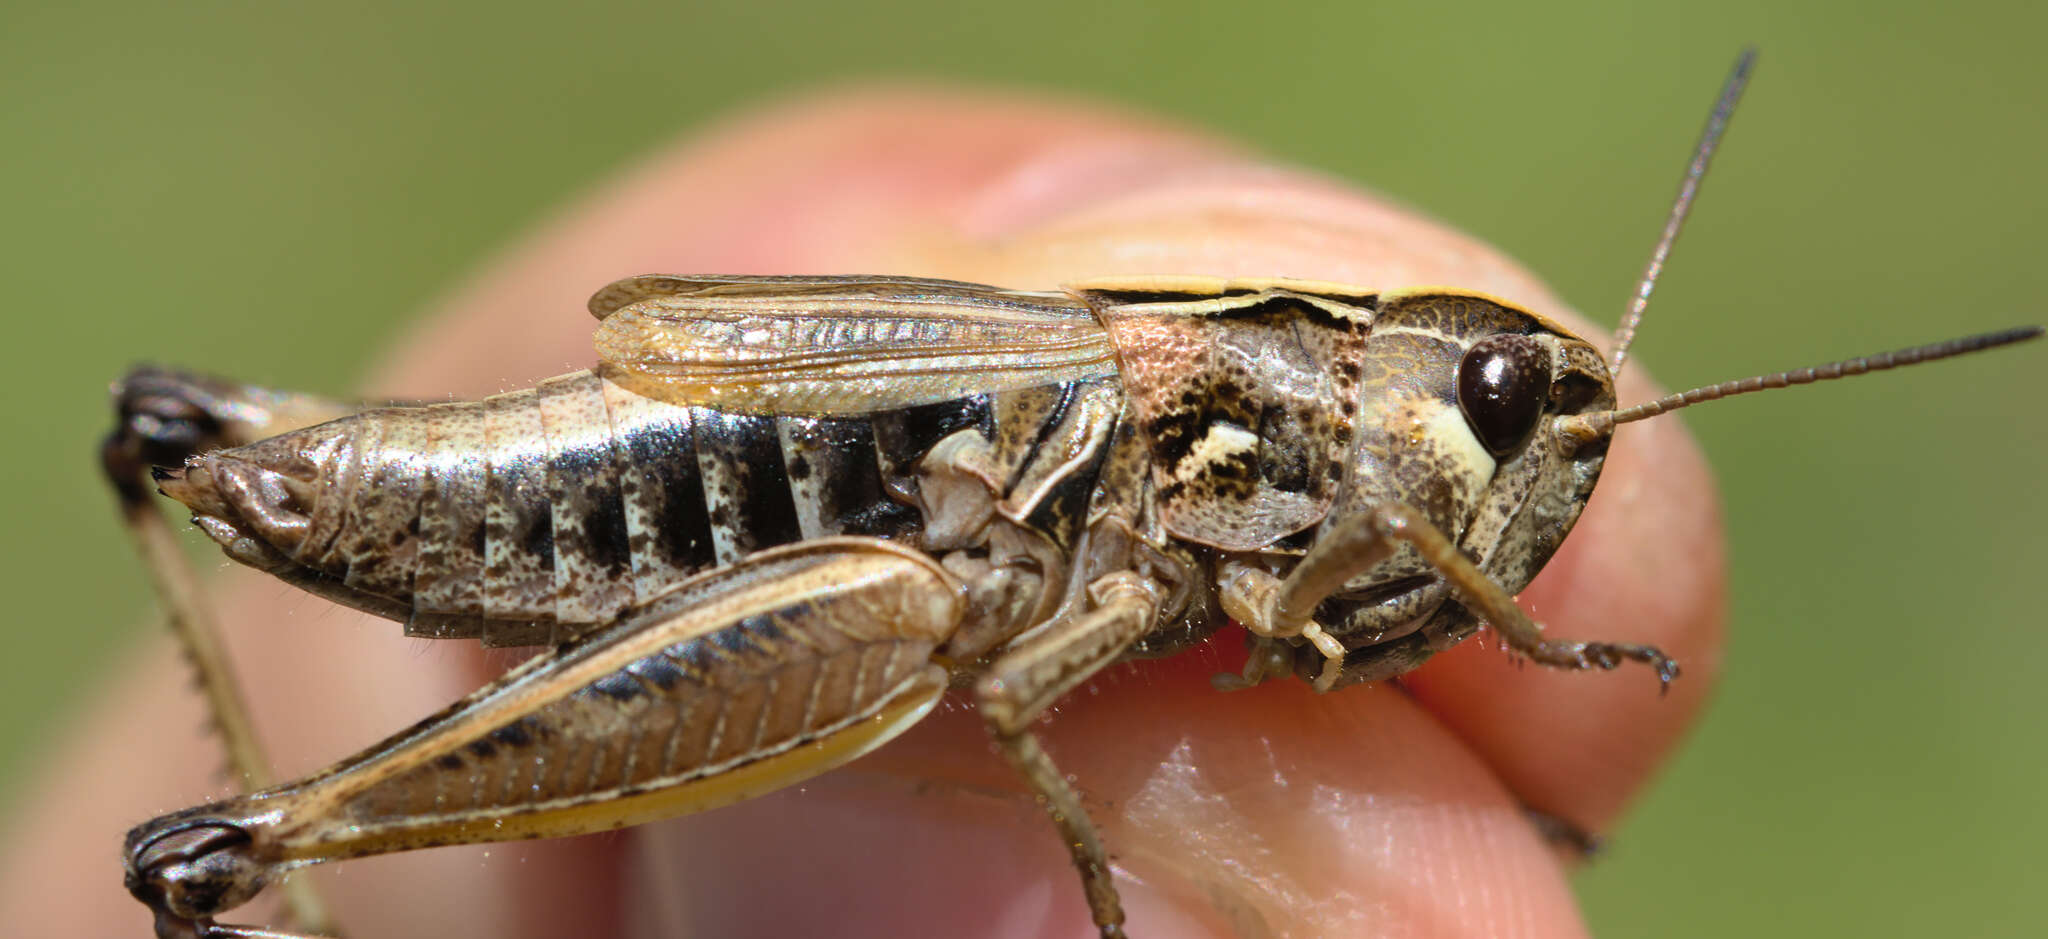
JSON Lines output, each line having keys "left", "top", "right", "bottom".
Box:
{"left": 167, "top": 368, "right": 1036, "bottom": 646}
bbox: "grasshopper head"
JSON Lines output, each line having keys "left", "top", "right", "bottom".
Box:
{"left": 1285, "top": 284, "right": 2037, "bottom": 690}
{"left": 1303, "top": 292, "right": 1617, "bottom": 649}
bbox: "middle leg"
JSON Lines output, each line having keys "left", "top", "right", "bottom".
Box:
{"left": 974, "top": 573, "right": 1161, "bottom": 939}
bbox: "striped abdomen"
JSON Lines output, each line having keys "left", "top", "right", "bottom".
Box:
{"left": 166, "top": 368, "right": 1111, "bottom": 646}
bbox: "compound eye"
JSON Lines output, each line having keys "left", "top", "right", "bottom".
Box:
{"left": 1457, "top": 335, "right": 1552, "bottom": 458}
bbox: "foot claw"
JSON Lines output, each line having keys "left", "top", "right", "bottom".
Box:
{"left": 1531, "top": 639, "right": 1680, "bottom": 693}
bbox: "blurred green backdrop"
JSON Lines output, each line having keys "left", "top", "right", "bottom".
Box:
{"left": 3, "top": 1, "right": 2042, "bottom": 935}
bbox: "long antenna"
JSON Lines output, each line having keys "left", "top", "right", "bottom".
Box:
{"left": 1563, "top": 326, "right": 2042, "bottom": 438}
{"left": 1608, "top": 48, "right": 1757, "bottom": 378}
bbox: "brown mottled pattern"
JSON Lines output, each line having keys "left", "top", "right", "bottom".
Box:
{"left": 537, "top": 373, "right": 636, "bottom": 625}
{"left": 1087, "top": 285, "right": 1372, "bottom": 551}
{"left": 337, "top": 413, "right": 429, "bottom": 597}
{"left": 412, "top": 402, "right": 488, "bottom": 626}
{"left": 480, "top": 390, "right": 557, "bottom": 636}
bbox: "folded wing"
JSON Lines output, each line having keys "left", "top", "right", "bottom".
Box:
{"left": 591, "top": 275, "right": 1119, "bottom": 415}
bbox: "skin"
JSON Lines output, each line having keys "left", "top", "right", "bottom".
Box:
{"left": 0, "top": 87, "right": 1722, "bottom": 938}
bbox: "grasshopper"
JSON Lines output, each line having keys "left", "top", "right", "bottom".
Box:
{"left": 103, "top": 51, "right": 2038, "bottom": 938}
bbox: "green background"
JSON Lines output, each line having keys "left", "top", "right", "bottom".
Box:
{"left": 3, "top": 1, "right": 2042, "bottom": 935}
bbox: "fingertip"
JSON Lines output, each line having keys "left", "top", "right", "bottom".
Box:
{"left": 697, "top": 660, "right": 1592, "bottom": 938}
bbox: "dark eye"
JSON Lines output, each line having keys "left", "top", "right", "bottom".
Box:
{"left": 1457, "top": 335, "right": 1552, "bottom": 458}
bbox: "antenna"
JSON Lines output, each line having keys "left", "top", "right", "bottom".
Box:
{"left": 1608, "top": 48, "right": 1757, "bottom": 378}
{"left": 1562, "top": 326, "right": 2042, "bottom": 439}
